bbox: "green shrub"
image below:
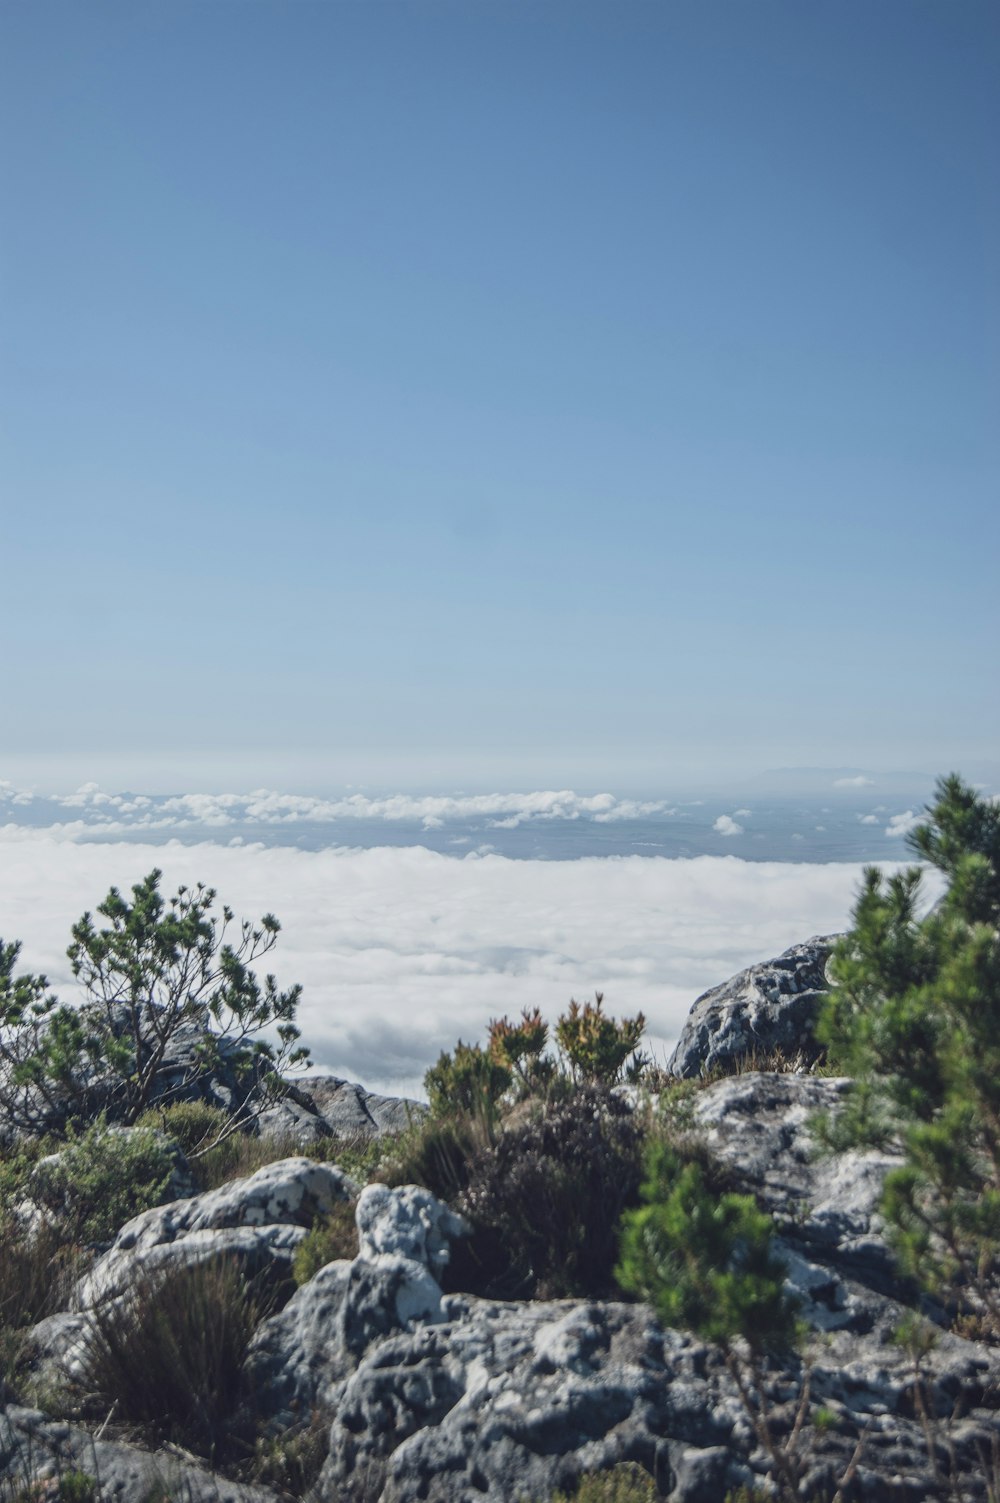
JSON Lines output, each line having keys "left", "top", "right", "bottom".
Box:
{"left": 137, "top": 1100, "right": 231, "bottom": 1158}
{"left": 293, "top": 1199, "right": 359, "bottom": 1284}
{"left": 487, "top": 1008, "right": 556, "bottom": 1099}
{"left": 817, "top": 774, "right": 1000, "bottom": 1317}
{"left": 556, "top": 994, "right": 647, "bottom": 1086}
{"left": 453, "top": 1087, "right": 644, "bottom": 1299}
{"left": 616, "top": 1140, "right": 797, "bottom": 1354}
{"left": 29, "top": 1116, "right": 175, "bottom": 1244}
{"left": 424, "top": 1040, "right": 511, "bottom": 1120}
{"left": 549, "top": 1462, "right": 659, "bottom": 1502}
{"left": 78, "top": 1256, "right": 264, "bottom": 1456}
{"left": 54, "top": 1474, "right": 99, "bottom": 1503}
{"left": 0, "top": 869, "right": 308, "bottom": 1135}
{"left": 425, "top": 999, "right": 651, "bottom": 1128}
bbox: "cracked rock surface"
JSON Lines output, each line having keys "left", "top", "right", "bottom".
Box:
{"left": 667, "top": 936, "right": 838, "bottom": 1077}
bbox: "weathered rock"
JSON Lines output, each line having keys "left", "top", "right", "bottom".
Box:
{"left": 75, "top": 1156, "right": 358, "bottom": 1308}
{"left": 0, "top": 1403, "right": 278, "bottom": 1501}
{"left": 243, "top": 1090, "right": 1000, "bottom": 1502}
{"left": 245, "top": 1181, "right": 468, "bottom": 1425}
{"left": 667, "top": 936, "right": 838, "bottom": 1077}
{"left": 27, "top": 1158, "right": 359, "bottom": 1390}
{"left": 296, "top": 1076, "right": 426, "bottom": 1138}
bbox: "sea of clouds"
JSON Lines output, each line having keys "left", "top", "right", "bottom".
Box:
{"left": 0, "top": 831, "right": 929, "bottom": 1099}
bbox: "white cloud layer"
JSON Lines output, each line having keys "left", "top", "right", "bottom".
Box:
{"left": 0, "top": 837, "right": 907, "bottom": 1099}
{"left": 0, "top": 783, "right": 674, "bottom": 834}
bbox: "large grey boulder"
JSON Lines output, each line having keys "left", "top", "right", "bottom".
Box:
{"left": 295, "top": 1076, "right": 426, "bottom": 1138}
{"left": 29, "top": 1158, "right": 358, "bottom": 1386}
{"left": 245, "top": 1181, "right": 468, "bottom": 1426}
{"left": 76, "top": 1156, "right": 358, "bottom": 1307}
{"left": 667, "top": 936, "right": 837, "bottom": 1078}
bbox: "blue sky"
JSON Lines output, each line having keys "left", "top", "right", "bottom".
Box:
{"left": 2, "top": 1, "right": 997, "bottom": 793}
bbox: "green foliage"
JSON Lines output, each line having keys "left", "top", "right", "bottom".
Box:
{"left": 78, "top": 1256, "right": 264, "bottom": 1456}
{"left": 616, "top": 1139, "right": 798, "bottom": 1355}
{"left": 548, "top": 1462, "right": 659, "bottom": 1503}
{"left": 556, "top": 993, "right": 647, "bottom": 1086}
{"left": 425, "top": 996, "right": 650, "bottom": 1125}
{"left": 136, "top": 1099, "right": 231, "bottom": 1158}
{"left": 54, "top": 1474, "right": 98, "bottom": 1503}
{"left": 454, "top": 1087, "right": 644, "bottom": 1299}
{"left": 488, "top": 1007, "right": 557, "bottom": 1098}
{"left": 382, "top": 1112, "right": 490, "bottom": 1204}
{"left": 424, "top": 1039, "right": 511, "bottom": 1120}
{"left": 29, "top": 1115, "right": 175, "bottom": 1244}
{"left": 0, "top": 870, "right": 309, "bottom": 1135}
{"left": 293, "top": 1199, "right": 359, "bottom": 1284}
{"left": 817, "top": 774, "right": 1000, "bottom": 1313}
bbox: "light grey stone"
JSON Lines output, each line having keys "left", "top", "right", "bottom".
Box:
{"left": 668, "top": 936, "right": 837, "bottom": 1077}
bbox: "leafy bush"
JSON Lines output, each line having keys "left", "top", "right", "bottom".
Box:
{"left": 453, "top": 1087, "right": 644, "bottom": 1299}
{"left": 29, "top": 1116, "right": 176, "bottom": 1244}
{"left": 78, "top": 1256, "right": 264, "bottom": 1457}
{"left": 426, "top": 998, "right": 649, "bottom": 1128}
{"left": 487, "top": 1008, "right": 556, "bottom": 1099}
{"left": 424, "top": 1040, "right": 511, "bottom": 1120}
{"left": 817, "top": 774, "right": 1000, "bottom": 1318}
{"left": 137, "top": 1100, "right": 231, "bottom": 1158}
{"left": 0, "top": 869, "right": 309, "bottom": 1135}
{"left": 293, "top": 1199, "right": 359, "bottom": 1284}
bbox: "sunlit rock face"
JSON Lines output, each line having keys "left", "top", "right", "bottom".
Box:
{"left": 667, "top": 936, "right": 838, "bottom": 1078}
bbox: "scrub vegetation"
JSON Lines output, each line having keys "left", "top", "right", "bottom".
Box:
{"left": 0, "top": 774, "right": 996, "bottom": 1499}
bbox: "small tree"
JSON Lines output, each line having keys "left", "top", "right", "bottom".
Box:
{"left": 818, "top": 774, "right": 1000, "bottom": 1323}
{"left": 616, "top": 1139, "right": 809, "bottom": 1500}
{"left": 0, "top": 869, "right": 309, "bottom": 1138}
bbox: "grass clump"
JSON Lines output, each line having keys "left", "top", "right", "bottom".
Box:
{"left": 548, "top": 1463, "right": 660, "bottom": 1502}
{"left": 293, "top": 1199, "right": 359, "bottom": 1284}
{"left": 0, "top": 1214, "right": 82, "bottom": 1397}
{"left": 77, "top": 1256, "right": 264, "bottom": 1458}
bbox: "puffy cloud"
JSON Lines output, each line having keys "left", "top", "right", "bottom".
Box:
{"left": 834, "top": 776, "right": 874, "bottom": 788}
{"left": 713, "top": 815, "right": 744, "bottom": 837}
{"left": 0, "top": 784, "right": 674, "bottom": 834}
{"left": 733, "top": 809, "right": 752, "bottom": 818}
{"left": 886, "top": 810, "right": 921, "bottom": 839}
{"left": 857, "top": 814, "right": 879, "bottom": 826}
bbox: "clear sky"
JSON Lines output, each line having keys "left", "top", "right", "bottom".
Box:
{"left": 2, "top": 1, "right": 998, "bottom": 793}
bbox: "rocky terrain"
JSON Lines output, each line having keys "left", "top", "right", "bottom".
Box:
{"left": 2, "top": 942, "right": 998, "bottom": 1502}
